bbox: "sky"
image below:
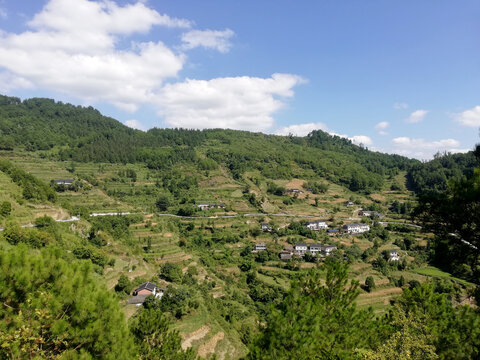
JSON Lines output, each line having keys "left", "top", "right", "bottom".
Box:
{"left": 0, "top": 0, "right": 479, "bottom": 159}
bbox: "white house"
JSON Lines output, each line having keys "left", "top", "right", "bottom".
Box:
{"left": 294, "top": 243, "right": 308, "bottom": 255}
{"left": 261, "top": 223, "right": 273, "bottom": 232}
{"left": 305, "top": 221, "right": 329, "bottom": 231}
{"left": 389, "top": 249, "right": 400, "bottom": 261}
{"left": 53, "top": 178, "right": 74, "bottom": 186}
{"left": 287, "top": 188, "right": 303, "bottom": 194}
{"left": 343, "top": 223, "right": 370, "bottom": 234}
{"left": 197, "top": 203, "right": 214, "bottom": 211}
{"left": 254, "top": 243, "right": 267, "bottom": 252}
{"left": 322, "top": 245, "right": 337, "bottom": 256}
{"left": 309, "top": 244, "right": 323, "bottom": 254}
{"left": 359, "top": 210, "right": 383, "bottom": 218}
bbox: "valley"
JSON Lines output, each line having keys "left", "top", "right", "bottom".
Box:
{"left": 0, "top": 96, "right": 478, "bottom": 359}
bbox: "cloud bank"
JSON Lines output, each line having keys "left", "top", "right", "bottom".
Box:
{"left": 157, "top": 74, "right": 304, "bottom": 131}
{"left": 0, "top": 0, "right": 303, "bottom": 132}
{"left": 391, "top": 137, "right": 469, "bottom": 159}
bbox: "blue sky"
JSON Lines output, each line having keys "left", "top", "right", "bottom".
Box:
{"left": 0, "top": 0, "right": 479, "bottom": 159}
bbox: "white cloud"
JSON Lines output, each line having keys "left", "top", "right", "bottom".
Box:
{"left": 391, "top": 137, "right": 467, "bottom": 159}
{"left": 0, "top": 0, "right": 189, "bottom": 111}
{"left": 349, "top": 135, "right": 372, "bottom": 146}
{"left": 275, "top": 122, "right": 328, "bottom": 136}
{"left": 124, "top": 119, "right": 146, "bottom": 131}
{"left": 156, "top": 73, "right": 305, "bottom": 132}
{"left": 29, "top": 0, "right": 190, "bottom": 35}
{"left": 181, "top": 29, "right": 234, "bottom": 53}
{"left": 0, "top": 0, "right": 304, "bottom": 133}
{"left": 453, "top": 106, "right": 480, "bottom": 127}
{"left": 0, "top": 72, "right": 34, "bottom": 92}
{"left": 405, "top": 109, "right": 428, "bottom": 123}
{"left": 393, "top": 102, "right": 408, "bottom": 110}
{"left": 374, "top": 121, "right": 389, "bottom": 135}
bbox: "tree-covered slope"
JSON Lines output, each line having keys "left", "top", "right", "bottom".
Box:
{"left": 0, "top": 94, "right": 419, "bottom": 192}
{"left": 406, "top": 152, "right": 478, "bottom": 194}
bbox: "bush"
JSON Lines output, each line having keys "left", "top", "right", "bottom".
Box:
{"left": 365, "top": 276, "right": 376, "bottom": 292}
{"left": 115, "top": 274, "right": 132, "bottom": 294}
{"left": 159, "top": 262, "right": 183, "bottom": 283}
{"left": 0, "top": 201, "right": 11, "bottom": 217}
{"left": 155, "top": 194, "right": 170, "bottom": 211}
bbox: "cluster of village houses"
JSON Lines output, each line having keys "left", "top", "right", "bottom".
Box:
{"left": 257, "top": 215, "right": 401, "bottom": 262}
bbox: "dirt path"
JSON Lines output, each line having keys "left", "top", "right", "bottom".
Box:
{"left": 181, "top": 325, "right": 210, "bottom": 350}
{"left": 197, "top": 331, "right": 225, "bottom": 358}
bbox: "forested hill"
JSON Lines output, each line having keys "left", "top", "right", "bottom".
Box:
{"left": 3, "top": 93, "right": 474, "bottom": 194}
{"left": 406, "top": 152, "right": 478, "bottom": 194}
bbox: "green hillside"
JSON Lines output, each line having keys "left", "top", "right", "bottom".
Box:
{"left": 0, "top": 95, "right": 417, "bottom": 192}
{"left": 0, "top": 94, "right": 479, "bottom": 359}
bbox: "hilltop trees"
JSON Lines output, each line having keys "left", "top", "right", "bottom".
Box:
{"left": 0, "top": 94, "right": 418, "bottom": 194}
{"left": 414, "top": 144, "right": 480, "bottom": 283}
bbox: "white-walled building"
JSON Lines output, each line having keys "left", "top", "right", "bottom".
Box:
{"left": 305, "top": 221, "right": 329, "bottom": 231}
{"left": 343, "top": 223, "right": 370, "bottom": 234}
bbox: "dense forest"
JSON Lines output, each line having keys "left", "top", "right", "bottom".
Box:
{"left": 1, "top": 94, "right": 476, "bottom": 196}
{"left": 0, "top": 94, "right": 420, "bottom": 193}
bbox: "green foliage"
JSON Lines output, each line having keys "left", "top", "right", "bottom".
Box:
{"left": 156, "top": 287, "right": 195, "bottom": 319}
{"left": 155, "top": 194, "right": 171, "bottom": 211}
{"left": 0, "top": 245, "right": 134, "bottom": 359}
{"left": 130, "top": 307, "right": 196, "bottom": 360}
{"left": 0, "top": 95, "right": 416, "bottom": 193}
{"left": 414, "top": 169, "right": 480, "bottom": 283}
{"left": 72, "top": 245, "right": 107, "bottom": 268}
{"left": 365, "top": 276, "right": 376, "bottom": 292}
{"left": 2, "top": 222, "right": 53, "bottom": 248}
{"left": 391, "top": 284, "right": 480, "bottom": 359}
{"left": 89, "top": 215, "right": 142, "bottom": 243}
{"left": 0, "top": 201, "right": 11, "bottom": 217}
{"left": 304, "top": 180, "right": 329, "bottom": 194}
{"left": 345, "top": 244, "right": 362, "bottom": 262}
{"left": 0, "top": 158, "right": 56, "bottom": 202}
{"left": 248, "top": 261, "right": 376, "bottom": 359}
{"left": 361, "top": 311, "right": 438, "bottom": 360}
{"left": 177, "top": 206, "right": 195, "bottom": 216}
{"left": 390, "top": 200, "right": 413, "bottom": 215}
{"left": 406, "top": 151, "right": 477, "bottom": 194}
{"left": 266, "top": 182, "right": 285, "bottom": 196}
{"left": 198, "top": 157, "right": 218, "bottom": 170}
{"left": 114, "top": 274, "right": 132, "bottom": 295}
{"left": 159, "top": 262, "right": 183, "bottom": 283}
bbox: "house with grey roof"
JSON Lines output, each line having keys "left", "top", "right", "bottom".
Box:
{"left": 128, "top": 281, "right": 164, "bottom": 306}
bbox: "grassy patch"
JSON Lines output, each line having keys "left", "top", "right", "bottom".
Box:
{"left": 413, "top": 266, "right": 474, "bottom": 286}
